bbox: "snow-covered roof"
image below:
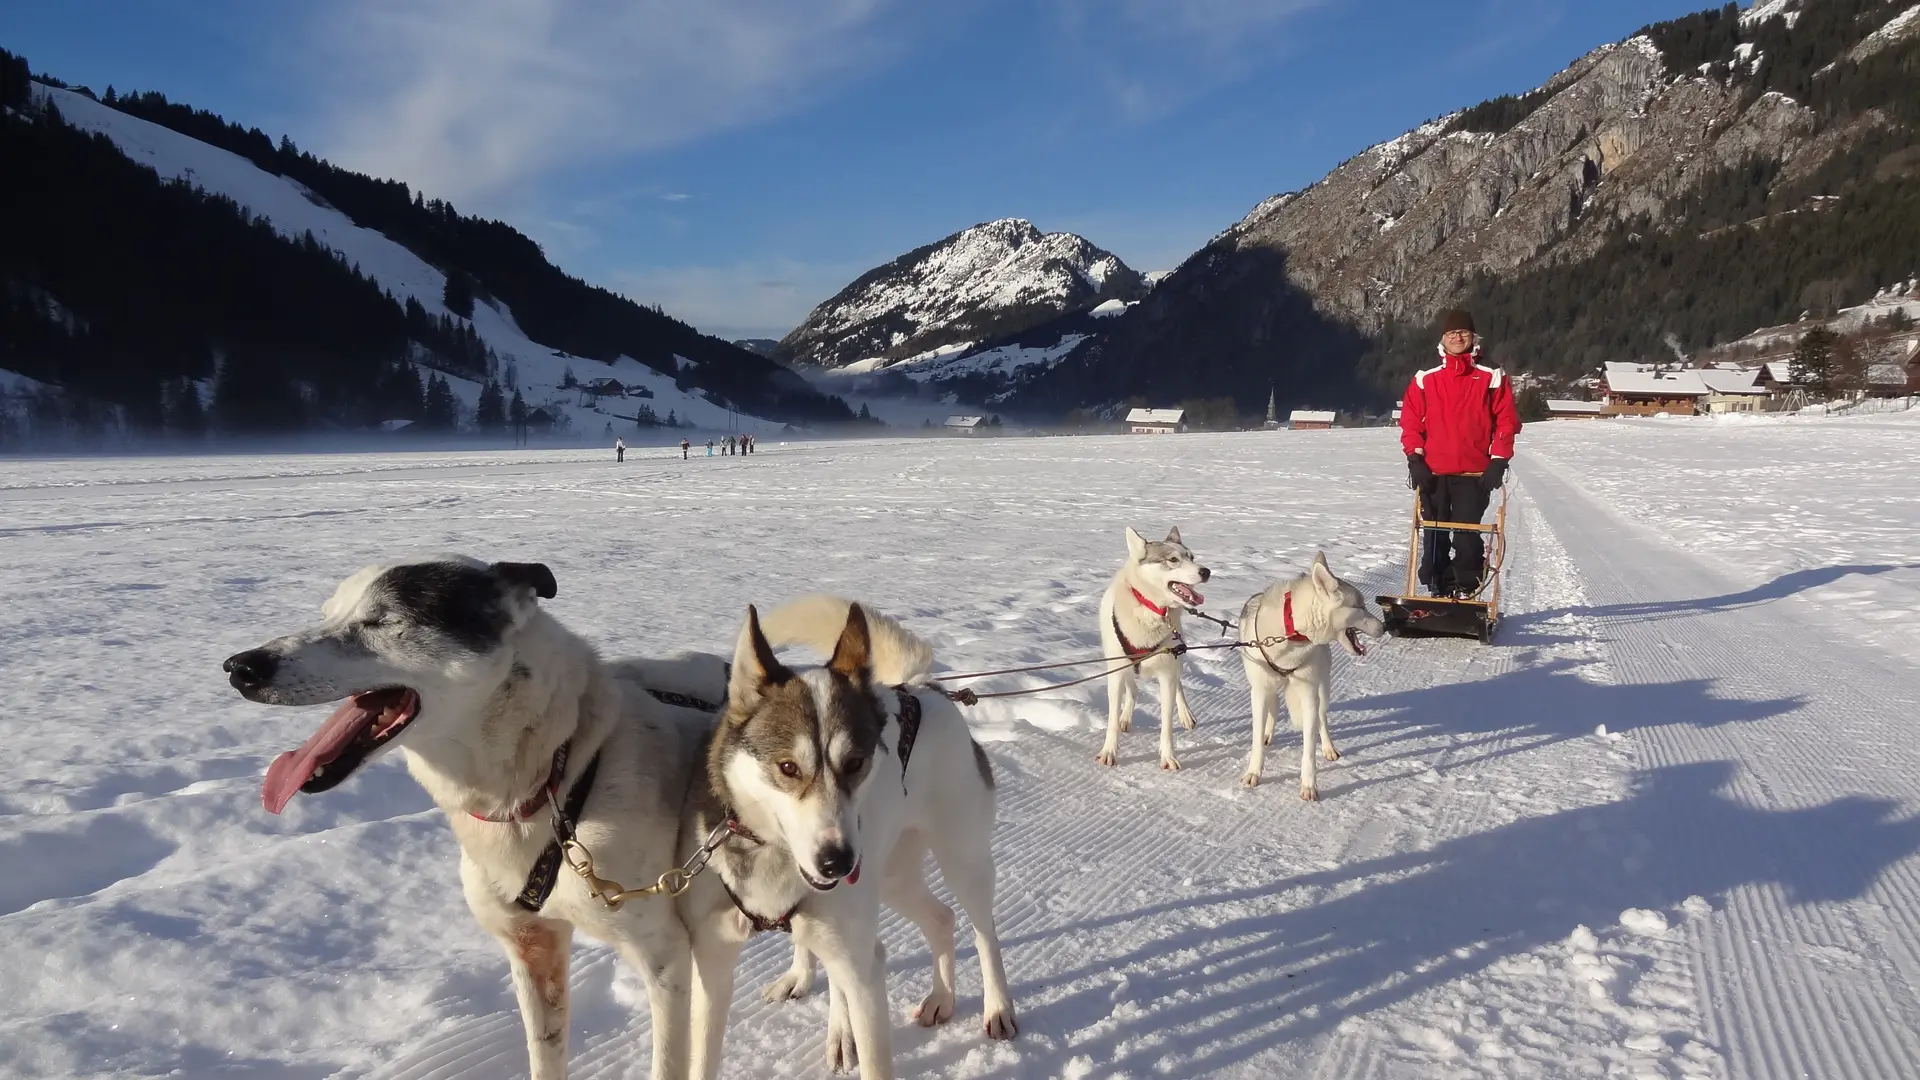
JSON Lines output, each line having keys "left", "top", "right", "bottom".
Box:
{"left": 1126, "top": 408, "right": 1185, "bottom": 424}
{"left": 1867, "top": 363, "right": 1909, "bottom": 386}
{"left": 1290, "top": 410, "right": 1337, "bottom": 423}
{"left": 1546, "top": 399, "right": 1606, "bottom": 413}
{"left": 1697, "top": 369, "right": 1766, "bottom": 395}
{"left": 1605, "top": 370, "right": 1708, "bottom": 396}
{"left": 944, "top": 415, "right": 984, "bottom": 428}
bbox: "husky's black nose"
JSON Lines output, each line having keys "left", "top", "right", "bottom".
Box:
{"left": 816, "top": 842, "right": 856, "bottom": 881}
{"left": 224, "top": 649, "right": 279, "bottom": 690}
{"left": 1199, "top": 566, "right": 1211, "bottom": 582}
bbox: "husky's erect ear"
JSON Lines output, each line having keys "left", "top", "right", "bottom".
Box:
{"left": 493, "top": 562, "right": 557, "bottom": 600}
{"left": 1125, "top": 526, "right": 1147, "bottom": 560}
{"left": 728, "top": 605, "right": 794, "bottom": 712}
{"left": 1310, "top": 552, "right": 1339, "bottom": 596}
{"left": 828, "top": 603, "right": 872, "bottom": 681}
{"left": 1166, "top": 526, "right": 1183, "bottom": 545}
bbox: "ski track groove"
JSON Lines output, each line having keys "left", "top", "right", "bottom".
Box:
{"left": 1525, "top": 449, "right": 1920, "bottom": 1080}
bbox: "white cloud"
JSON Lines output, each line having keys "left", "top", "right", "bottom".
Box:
{"left": 612, "top": 259, "right": 866, "bottom": 342}
{"left": 1054, "top": 0, "right": 1330, "bottom": 121}
{"left": 304, "top": 0, "right": 904, "bottom": 202}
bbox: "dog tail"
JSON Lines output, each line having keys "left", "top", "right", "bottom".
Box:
{"left": 756, "top": 594, "right": 934, "bottom": 687}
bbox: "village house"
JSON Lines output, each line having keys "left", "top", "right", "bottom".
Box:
{"left": 1544, "top": 399, "right": 1607, "bottom": 420}
{"left": 1599, "top": 364, "right": 1708, "bottom": 416}
{"left": 1696, "top": 368, "right": 1771, "bottom": 413}
{"left": 944, "top": 414, "right": 985, "bottom": 436}
{"left": 1289, "top": 409, "right": 1336, "bottom": 430}
{"left": 1126, "top": 407, "right": 1186, "bottom": 434}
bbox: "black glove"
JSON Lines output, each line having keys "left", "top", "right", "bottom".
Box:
{"left": 1482, "top": 458, "right": 1508, "bottom": 490}
{"left": 1407, "top": 453, "right": 1433, "bottom": 489}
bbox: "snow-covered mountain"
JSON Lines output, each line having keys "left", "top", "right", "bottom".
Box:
{"left": 776, "top": 218, "right": 1147, "bottom": 371}
{"left": 1016, "top": 0, "right": 1920, "bottom": 415}
{"left": 3, "top": 70, "right": 847, "bottom": 441}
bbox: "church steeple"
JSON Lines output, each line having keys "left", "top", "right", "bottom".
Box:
{"left": 1265, "top": 385, "right": 1278, "bottom": 426}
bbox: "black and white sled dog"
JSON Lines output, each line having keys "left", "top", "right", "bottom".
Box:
{"left": 1237, "top": 552, "right": 1385, "bottom": 800}
{"left": 1096, "top": 526, "right": 1211, "bottom": 770}
{"left": 222, "top": 556, "right": 724, "bottom": 1080}
{"left": 678, "top": 595, "right": 1017, "bottom": 1080}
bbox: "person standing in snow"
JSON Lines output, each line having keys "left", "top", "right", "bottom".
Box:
{"left": 706, "top": 438, "right": 714, "bottom": 457}
{"left": 1400, "top": 309, "right": 1521, "bottom": 598}
{"left": 680, "top": 437, "right": 690, "bottom": 460}
{"left": 615, "top": 437, "right": 626, "bottom": 463}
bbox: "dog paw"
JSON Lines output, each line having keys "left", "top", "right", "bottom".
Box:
{"left": 1241, "top": 772, "right": 1260, "bottom": 788}
{"left": 762, "top": 969, "right": 813, "bottom": 1003}
{"left": 1160, "top": 756, "right": 1181, "bottom": 772}
{"left": 914, "top": 989, "right": 956, "bottom": 1027}
{"left": 1180, "top": 715, "right": 1197, "bottom": 731}
{"left": 825, "top": 1022, "right": 859, "bottom": 1072}
{"left": 1323, "top": 747, "right": 1341, "bottom": 762}
{"left": 1095, "top": 749, "right": 1117, "bottom": 767}
{"left": 984, "top": 1008, "right": 1019, "bottom": 1041}
{"left": 1118, "top": 717, "right": 1131, "bottom": 733}
{"left": 1300, "top": 786, "right": 1319, "bottom": 802}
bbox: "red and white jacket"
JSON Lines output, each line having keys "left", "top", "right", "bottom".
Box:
{"left": 1399, "top": 346, "right": 1521, "bottom": 475}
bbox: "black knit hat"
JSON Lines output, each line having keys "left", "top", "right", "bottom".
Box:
{"left": 1440, "top": 308, "right": 1476, "bottom": 335}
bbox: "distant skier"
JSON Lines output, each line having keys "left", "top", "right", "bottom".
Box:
{"left": 680, "top": 437, "right": 690, "bottom": 460}
{"left": 614, "top": 437, "right": 626, "bottom": 463}
{"left": 706, "top": 439, "right": 714, "bottom": 457}
{"left": 1400, "top": 308, "right": 1521, "bottom": 598}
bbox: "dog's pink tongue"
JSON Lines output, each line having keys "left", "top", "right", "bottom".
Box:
{"left": 261, "top": 697, "right": 376, "bottom": 814}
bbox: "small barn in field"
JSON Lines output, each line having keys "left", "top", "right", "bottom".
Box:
{"left": 1545, "top": 399, "right": 1607, "bottom": 420}
{"left": 1289, "top": 410, "right": 1336, "bottom": 430}
{"left": 1126, "top": 408, "right": 1186, "bottom": 434}
{"left": 944, "top": 415, "right": 985, "bottom": 436}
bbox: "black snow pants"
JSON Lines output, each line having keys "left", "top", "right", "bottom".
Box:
{"left": 1418, "top": 474, "right": 1491, "bottom": 594}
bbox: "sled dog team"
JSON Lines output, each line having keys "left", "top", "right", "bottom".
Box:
{"left": 223, "top": 532, "right": 1382, "bottom": 1080}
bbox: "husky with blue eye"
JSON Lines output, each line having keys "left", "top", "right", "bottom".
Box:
{"left": 679, "top": 595, "right": 1017, "bottom": 1080}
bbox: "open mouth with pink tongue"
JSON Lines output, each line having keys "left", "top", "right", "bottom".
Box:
{"left": 1168, "top": 582, "right": 1204, "bottom": 608}
{"left": 263, "top": 687, "right": 421, "bottom": 813}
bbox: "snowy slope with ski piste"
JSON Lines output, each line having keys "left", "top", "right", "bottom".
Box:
{"left": 2, "top": 415, "right": 1917, "bottom": 1079}
{"left": 28, "top": 84, "right": 781, "bottom": 436}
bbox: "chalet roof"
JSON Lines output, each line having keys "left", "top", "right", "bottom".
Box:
{"left": 1545, "top": 399, "right": 1606, "bottom": 413}
{"left": 944, "top": 415, "right": 984, "bottom": 428}
{"left": 1290, "top": 410, "right": 1337, "bottom": 423}
{"left": 1126, "top": 408, "right": 1186, "bottom": 424}
{"left": 1867, "top": 363, "right": 1908, "bottom": 386}
{"left": 1697, "top": 369, "right": 1766, "bottom": 394}
{"left": 1605, "top": 370, "right": 1708, "bottom": 396}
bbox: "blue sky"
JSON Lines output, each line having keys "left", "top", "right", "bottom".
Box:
{"left": 5, "top": 0, "right": 1717, "bottom": 340}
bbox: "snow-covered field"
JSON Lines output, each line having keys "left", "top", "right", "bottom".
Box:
{"left": 4, "top": 416, "right": 1918, "bottom": 1079}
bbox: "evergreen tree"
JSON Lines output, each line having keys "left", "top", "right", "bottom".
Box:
{"left": 1791, "top": 326, "right": 1839, "bottom": 399}
{"left": 510, "top": 388, "right": 527, "bottom": 439}
{"left": 443, "top": 271, "right": 475, "bottom": 319}
{"left": 857, "top": 402, "right": 872, "bottom": 421}
{"left": 421, "top": 373, "right": 460, "bottom": 431}
{"left": 666, "top": 409, "right": 677, "bottom": 427}
{"left": 561, "top": 366, "right": 578, "bottom": 390}
{"left": 1515, "top": 385, "right": 1550, "bottom": 423}
{"left": 476, "top": 380, "right": 507, "bottom": 431}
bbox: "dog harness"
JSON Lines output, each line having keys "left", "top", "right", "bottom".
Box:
{"left": 513, "top": 743, "right": 604, "bottom": 912}
{"left": 1249, "top": 591, "right": 1313, "bottom": 677}
{"left": 718, "top": 688, "right": 920, "bottom": 935}
{"left": 645, "top": 687, "right": 723, "bottom": 713}
{"left": 1112, "top": 588, "right": 1186, "bottom": 668}
{"left": 472, "top": 741, "right": 574, "bottom": 824}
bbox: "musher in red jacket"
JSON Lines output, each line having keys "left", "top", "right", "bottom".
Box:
{"left": 1399, "top": 308, "right": 1521, "bottom": 597}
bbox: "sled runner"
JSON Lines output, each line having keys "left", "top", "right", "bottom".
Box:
{"left": 1377, "top": 485, "right": 1507, "bottom": 644}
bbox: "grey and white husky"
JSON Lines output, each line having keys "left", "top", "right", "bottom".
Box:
{"left": 1237, "top": 552, "right": 1385, "bottom": 800}
{"left": 678, "top": 595, "right": 1017, "bottom": 1080}
{"left": 1096, "top": 526, "right": 1211, "bottom": 771}
{"left": 221, "top": 556, "right": 727, "bottom": 1080}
